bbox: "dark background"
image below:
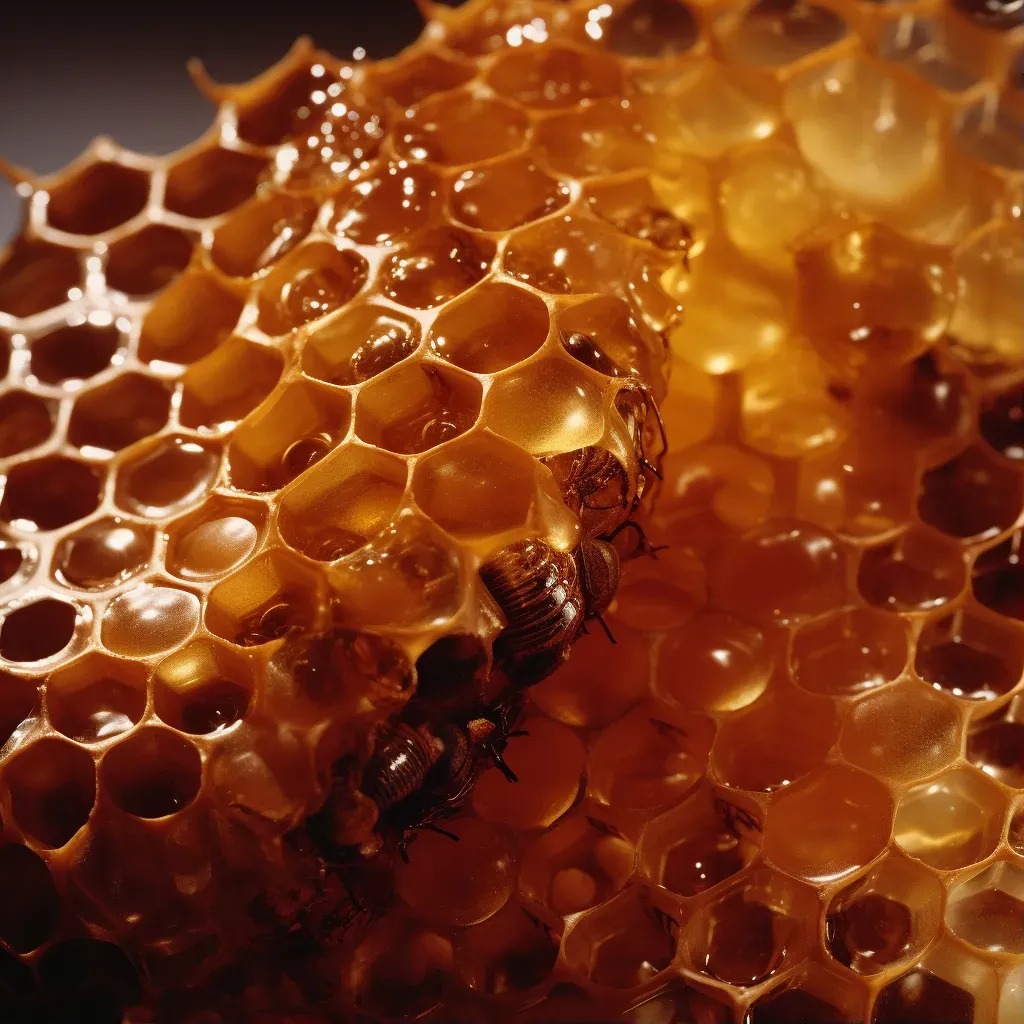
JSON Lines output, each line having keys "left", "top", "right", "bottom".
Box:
{"left": 0, "top": 1, "right": 454, "bottom": 243}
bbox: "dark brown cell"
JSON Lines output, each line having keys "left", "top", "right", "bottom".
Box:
{"left": 0, "top": 456, "right": 102, "bottom": 531}
{"left": 30, "top": 322, "right": 120, "bottom": 385}
{"left": 858, "top": 528, "right": 965, "bottom": 612}
{"left": 55, "top": 519, "right": 154, "bottom": 590}
{"left": 705, "top": 895, "right": 785, "bottom": 987}
{"left": 100, "top": 727, "right": 202, "bottom": 818}
{"left": 0, "top": 599, "right": 78, "bottom": 663}
{"left": 68, "top": 374, "right": 172, "bottom": 453}
{"left": 37, "top": 939, "right": 141, "bottom": 1022}
{"left": 0, "top": 844, "right": 60, "bottom": 953}
{"left": 967, "top": 716, "right": 1024, "bottom": 785}
{"left": 369, "top": 51, "right": 475, "bottom": 108}
{"left": 46, "top": 161, "right": 149, "bottom": 236}
{"left": 105, "top": 224, "right": 194, "bottom": 296}
{"left": 749, "top": 988, "right": 847, "bottom": 1024}
{"left": 0, "top": 671, "right": 37, "bottom": 747}
{"left": 826, "top": 894, "right": 913, "bottom": 971}
{"left": 662, "top": 830, "right": 746, "bottom": 898}
{"left": 981, "top": 383, "right": 1024, "bottom": 459}
{"left": 606, "top": 0, "right": 701, "bottom": 57}
{"left": 871, "top": 970, "right": 974, "bottom": 1024}
{"left": 0, "top": 391, "right": 54, "bottom": 457}
{"left": 973, "top": 532, "right": 1024, "bottom": 619}
{"left": 915, "top": 612, "right": 1022, "bottom": 701}
{"left": 164, "top": 147, "right": 268, "bottom": 219}
{"left": 0, "top": 332, "right": 10, "bottom": 379}
{"left": 0, "top": 239, "right": 81, "bottom": 318}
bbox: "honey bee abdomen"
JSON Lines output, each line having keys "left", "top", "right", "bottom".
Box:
{"left": 361, "top": 723, "right": 441, "bottom": 811}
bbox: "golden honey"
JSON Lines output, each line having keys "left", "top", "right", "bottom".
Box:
{"left": 0, "top": 0, "right": 1022, "bottom": 1020}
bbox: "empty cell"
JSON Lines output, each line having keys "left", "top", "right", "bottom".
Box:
{"left": 164, "top": 146, "right": 267, "bottom": 219}
{"left": 589, "top": 705, "right": 714, "bottom": 812}
{"left": 395, "top": 817, "right": 516, "bottom": 927}
{"left": 947, "top": 861, "right": 1024, "bottom": 953}
{"left": 104, "top": 224, "right": 193, "bottom": 297}
{"left": 278, "top": 443, "right": 406, "bottom": 561}
{"left": 915, "top": 609, "right": 1024, "bottom": 701}
{"left": 30, "top": 322, "right": 121, "bottom": 385}
{"left": 764, "top": 766, "right": 893, "bottom": 883}
{"left": 638, "top": 784, "right": 761, "bottom": 899}
{"left": 100, "top": 727, "right": 201, "bottom": 818}
{"left": 154, "top": 640, "right": 253, "bottom": 736}
{"left": 0, "top": 671, "right": 37, "bottom": 747}
{"left": 748, "top": 983, "right": 857, "bottom": 1024}
{"left": 487, "top": 44, "right": 623, "bottom": 110}
{"left": 101, "top": 584, "right": 201, "bottom": 659}
{"left": 5, "top": 737, "right": 95, "bottom": 847}
{"left": 450, "top": 156, "right": 570, "bottom": 233}
{"left": 369, "top": 50, "right": 475, "bottom": 107}
{"left": 858, "top": 527, "right": 966, "bottom": 612}
{"left": 138, "top": 271, "right": 244, "bottom": 365}
{"left": 715, "top": 0, "right": 847, "bottom": 69}
{"left": 679, "top": 867, "right": 817, "bottom": 987}
{"left": 355, "top": 362, "right": 481, "bottom": 455}
{"left": 68, "top": 373, "right": 172, "bottom": 453}
{"left": 211, "top": 192, "right": 317, "bottom": 279}
{"left": 381, "top": 227, "right": 493, "bottom": 310}
{"left": 894, "top": 767, "right": 1004, "bottom": 870}
{"left": 413, "top": 433, "right": 539, "bottom": 541}
{"left": 969, "top": 703, "right": 1024, "bottom": 785}
{"left": 785, "top": 57, "right": 941, "bottom": 207}
{"left": 46, "top": 652, "right": 147, "bottom": 744}
{"left": 840, "top": 682, "right": 961, "bottom": 783}
{"left": 656, "top": 612, "right": 771, "bottom": 713}
{"left": 228, "top": 380, "right": 350, "bottom": 492}
{"left": 46, "top": 161, "right": 149, "bottom": 236}
{"left": 0, "top": 844, "right": 59, "bottom": 953}
{"left": 872, "top": 969, "right": 977, "bottom": 1024}
{"left": 826, "top": 852, "right": 943, "bottom": 975}
{"left": 305, "top": 304, "right": 421, "bottom": 386}
{"left": 0, "top": 239, "right": 81, "bottom": 318}
{"left": 0, "top": 544, "right": 24, "bottom": 586}
{"left": 485, "top": 358, "right": 606, "bottom": 456}
{"left": 606, "top": 0, "right": 700, "bottom": 57}
{"left": 0, "top": 599, "right": 78, "bottom": 663}
{"left": 331, "top": 162, "right": 441, "bottom": 246}
{"left": 36, "top": 939, "right": 140, "bottom": 1019}
{"left": 166, "top": 498, "right": 264, "bottom": 582}
{"left": 974, "top": 532, "right": 1024, "bottom": 620}
{"left": 115, "top": 436, "right": 221, "bottom": 517}
{"left": 981, "top": 383, "right": 1024, "bottom": 461}
{"left": 0, "top": 391, "right": 54, "bottom": 457}
{"left": 54, "top": 518, "right": 153, "bottom": 590}
{"left": 455, "top": 903, "right": 560, "bottom": 996}
{"left": 429, "top": 283, "right": 548, "bottom": 375}
{"left": 179, "top": 338, "right": 282, "bottom": 431}
{"left": 1, "top": 456, "right": 100, "bottom": 531}
{"left": 533, "top": 101, "right": 653, "bottom": 178}
{"left": 562, "top": 886, "right": 676, "bottom": 990}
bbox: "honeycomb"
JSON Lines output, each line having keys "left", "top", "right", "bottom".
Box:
{"left": 0, "top": 0, "right": 1022, "bottom": 1020}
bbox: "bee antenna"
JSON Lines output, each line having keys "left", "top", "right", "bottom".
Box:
{"left": 606, "top": 519, "right": 664, "bottom": 560}
{"left": 594, "top": 611, "right": 617, "bottom": 645}
{"left": 424, "top": 823, "right": 460, "bottom": 844}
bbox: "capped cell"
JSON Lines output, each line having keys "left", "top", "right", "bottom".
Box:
{"left": 165, "top": 496, "right": 265, "bottom": 583}
{"left": 54, "top": 518, "right": 154, "bottom": 591}
{"left": 101, "top": 584, "right": 201, "bottom": 659}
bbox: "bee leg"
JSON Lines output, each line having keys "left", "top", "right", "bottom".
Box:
{"left": 484, "top": 744, "right": 520, "bottom": 784}
{"left": 640, "top": 457, "right": 663, "bottom": 482}
{"left": 606, "top": 519, "right": 668, "bottom": 560}
{"left": 592, "top": 610, "right": 617, "bottom": 645}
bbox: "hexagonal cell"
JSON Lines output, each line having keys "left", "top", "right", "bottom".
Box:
{"left": 981, "top": 383, "right": 1024, "bottom": 461}
{"left": 330, "top": 162, "right": 442, "bottom": 246}
{"left": 46, "top": 652, "right": 147, "bottom": 744}
{"left": 138, "top": 271, "right": 244, "bottom": 366}
{"left": 0, "top": 670, "right": 38, "bottom": 746}
{"left": 355, "top": 362, "right": 482, "bottom": 455}
{"left": 153, "top": 640, "right": 254, "bottom": 736}
{"left": 5, "top": 737, "right": 95, "bottom": 847}
{"left": 0, "top": 599, "right": 79, "bottom": 663}
{"left": 165, "top": 496, "right": 265, "bottom": 583}
{"left": 30, "top": 321, "right": 121, "bottom": 386}
{"left": 99, "top": 726, "right": 201, "bottom": 819}
{"left": 894, "top": 767, "right": 1004, "bottom": 870}
{"left": 487, "top": 44, "right": 624, "bottom": 110}
{"left": 473, "top": 716, "right": 585, "bottom": 831}
{"left": 915, "top": 608, "right": 1024, "bottom": 701}
{"left": 164, "top": 146, "right": 268, "bottom": 219}
{"left": 101, "top": 584, "right": 201, "bottom": 659}
{"left": 304, "top": 303, "right": 422, "bottom": 386}
{"left": 557, "top": 296, "right": 656, "bottom": 381}
{"left": 0, "top": 543, "right": 26, "bottom": 588}
{"left": 0, "top": 238, "right": 81, "bottom": 318}
{"left": 450, "top": 156, "right": 570, "bottom": 233}
{"left": 871, "top": 967, "right": 983, "bottom": 1024}
{"left": 973, "top": 530, "right": 1024, "bottom": 621}
{"left": 585, "top": 175, "right": 695, "bottom": 258}
{"left": 504, "top": 215, "right": 635, "bottom": 297}
{"left": 606, "top": 0, "right": 701, "bottom": 57}
{"left": 858, "top": 527, "right": 966, "bottom": 612}
{"left": 54, "top": 518, "right": 154, "bottom": 590}
{"left": 233, "top": 58, "right": 340, "bottom": 146}
{"left": 945, "top": 861, "right": 1024, "bottom": 953}
{"left": 711, "top": 685, "right": 836, "bottom": 793}
{"left": 381, "top": 227, "right": 493, "bottom": 311}
{"left": 792, "top": 607, "right": 908, "bottom": 697}
{"left": 104, "top": 224, "right": 194, "bottom": 297}
{"left": 228, "top": 380, "right": 350, "bottom": 493}
{"left": 256, "top": 242, "right": 368, "bottom": 336}
{"left": 394, "top": 91, "right": 528, "bottom": 165}
{"left": 428, "top": 282, "right": 549, "bottom": 375}
{"left": 278, "top": 444, "right": 406, "bottom": 561}
{"left": 395, "top": 817, "right": 516, "bottom": 927}
{"left": 826, "top": 852, "right": 943, "bottom": 975}
{"left": 678, "top": 867, "right": 817, "bottom": 987}
{"left": 45, "top": 161, "right": 149, "bottom": 236}
{"left": 656, "top": 612, "right": 771, "bottom": 713}
{"left": 205, "top": 549, "right": 324, "bottom": 646}
{"left": 210, "top": 191, "right": 317, "bottom": 279}
{"left": 747, "top": 964, "right": 867, "bottom": 1024}
{"left": 529, "top": 619, "right": 652, "bottom": 729}
{"left": 0, "top": 456, "right": 99, "bottom": 531}
{"left": 715, "top": 0, "right": 847, "bottom": 69}
{"left": 455, "top": 902, "right": 560, "bottom": 996}
{"left": 36, "top": 939, "right": 141, "bottom": 1022}
{"left": 68, "top": 373, "right": 172, "bottom": 453}
{"left": 967, "top": 698, "right": 1024, "bottom": 785}
{"left": 532, "top": 100, "right": 653, "bottom": 178}
{"left": 589, "top": 705, "right": 714, "bottom": 812}
{"left": 611, "top": 542, "right": 706, "bottom": 635}
{"left": 638, "top": 784, "right": 761, "bottom": 899}
{"left": 840, "top": 682, "right": 962, "bottom": 783}
{"left": 877, "top": 15, "right": 982, "bottom": 95}
{"left": 178, "top": 337, "right": 283, "bottom": 431}
{"left": 562, "top": 885, "right": 676, "bottom": 990}
{"left": 369, "top": 48, "right": 475, "bottom": 106}
{"left": 0, "top": 391, "right": 54, "bottom": 457}
{"left": 115, "top": 436, "right": 221, "bottom": 518}
{"left": 0, "top": 844, "right": 60, "bottom": 953}
{"left": 955, "top": 92, "right": 1024, "bottom": 172}
{"left": 784, "top": 56, "right": 941, "bottom": 207}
